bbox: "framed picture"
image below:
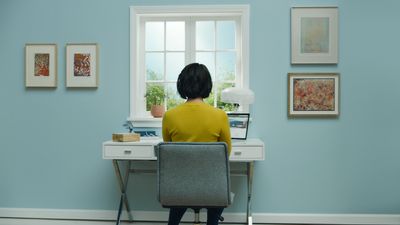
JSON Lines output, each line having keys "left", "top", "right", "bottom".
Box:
{"left": 288, "top": 73, "right": 339, "bottom": 117}
{"left": 291, "top": 7, "right": 338, "bottom": 64}
{"left": 66, "top": 43, "right": 99, "bottom": 87}
{"left": 25, "top": 44, "right": 57, "bottom": 87}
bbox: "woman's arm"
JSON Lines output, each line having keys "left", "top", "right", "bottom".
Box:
{"left": 162, "top": 113, "right": 172, "bottom": 142}
{"left": 219, "top": 112, "right": 232, "bottom": 155}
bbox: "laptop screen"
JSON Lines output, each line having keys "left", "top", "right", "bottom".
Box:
{"left": 227, "top": 113, "right": 250, "bottom": 140}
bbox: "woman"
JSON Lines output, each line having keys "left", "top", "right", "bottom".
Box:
{"left": 162, "top": 63, "right": 231, "bottom": 225}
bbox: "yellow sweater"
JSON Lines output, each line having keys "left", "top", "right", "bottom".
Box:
{"left": 162, "top": 101, "right": 232, "bottom": 155}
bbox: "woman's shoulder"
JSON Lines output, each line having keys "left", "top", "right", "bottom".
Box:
{"left": 202, "top": 104, "right": 228, "bottom": 116}
{"left": 163, "top": 106, "right": 179, "bottom": 117}
{"left": 163, "top": 103, "right": 188, "bottom": 118}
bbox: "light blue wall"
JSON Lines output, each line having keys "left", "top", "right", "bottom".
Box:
{"left": 1, "top": 0, "right": 400, "bottom": 214}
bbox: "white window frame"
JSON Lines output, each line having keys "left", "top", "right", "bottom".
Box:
{"left": 129, "top": 5, "right": 250, "bottom": 127}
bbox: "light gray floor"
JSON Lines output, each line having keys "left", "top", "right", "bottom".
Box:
{"left": 0, "top": 219, "right": 284, "bottom": 225}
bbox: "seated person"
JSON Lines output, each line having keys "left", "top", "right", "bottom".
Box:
{"left": 162, "top": 63, "right": 232, "bottom": 225}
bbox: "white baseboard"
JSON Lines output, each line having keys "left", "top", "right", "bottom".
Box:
{"left": 254, "top": 213, "right": 400, "bottom": 224}
{"left": 1, "top": 208, "right": 400, "bottom": 225}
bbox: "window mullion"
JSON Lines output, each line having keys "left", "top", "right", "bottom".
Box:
{"left": 235, "top": 18, "right": 242, "bottom": 89}
{"left": 187, "top": 17, "right": 196, "bottom": 64}
{"left": 163, "top": 21, "right": 167, "bottom": 109}
{"left": 164, "top": 21, "right": 167, "bottom": 83}
{"left": 214, "top": 20, "right": 218, "bottom": 107}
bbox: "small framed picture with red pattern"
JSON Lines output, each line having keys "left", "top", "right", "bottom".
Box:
{"left": 66, "top": 43, "right": 99, "bottom": 87}
{"left": 25, "top": 44, "right": 57, "bottom": 87}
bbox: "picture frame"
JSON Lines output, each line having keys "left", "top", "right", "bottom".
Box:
{"left": 288, "top": 73, "right": 339, "bottom": 117}
{"left": 291, "top": 7, "right": 338, "bottom": 64}
{"left": 227, "top": 113, "right": 250, "bottom": 140}
{"left": 25, "top": 44, "right": 57, "bottom": 87}
{"left": 66, "top": 43, "right": 99, "bottom": 87}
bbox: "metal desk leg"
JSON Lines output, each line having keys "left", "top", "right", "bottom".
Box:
{"left": 246, "top": 162, "right": 254, "bottom": 225}
{"left": 113, "top": 160, "right": 133, "bottom": 225}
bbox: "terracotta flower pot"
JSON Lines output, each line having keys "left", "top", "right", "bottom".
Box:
{"left": 150, "top": 105, "right": 165, "bottom": 118}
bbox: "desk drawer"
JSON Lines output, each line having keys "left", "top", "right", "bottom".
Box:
{"left": 103, "top": 145, "right": 155, "bottom": 160}
{"left": 230, "top": 146, "right": 264, "bottom": 161}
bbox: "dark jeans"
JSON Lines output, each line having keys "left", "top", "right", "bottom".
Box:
{"left": 168, "top": 207, "right": 224, "bottom": 225}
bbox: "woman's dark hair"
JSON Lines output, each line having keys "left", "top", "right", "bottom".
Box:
{"left": 177, "top": 63, "right": 212, "bottom": 99}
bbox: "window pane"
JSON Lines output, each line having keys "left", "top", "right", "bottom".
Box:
{"left": 166, "top": 83, "right": 185, "bottom": 110}
{"left": 146, "top": 83, "right": 165, "bottom": 111}
{"left": 216, "top": 52, "right": 236, "bottom": 82}
{"left": 196, "top": 21, "right": 215, "bottom": 50}
{"left": 196, "top": 52, "right": 215, "bottom": 80}
{"left": 166, "top": 21, "right": 185, "bottom": 51}
{"left": 217, "top": 21, "right": 235, "bottom": 50}
{"left": 217, "top": 82, "right": 236, "bottom": 111}
{"left": 166, "top": 52, "right": 184, "bottom": 81}
{"left": 145, "top": 22, "right": 164, "bottom": 51}
{"left": 146, "top": 53, "right": 164, "bottom": 81}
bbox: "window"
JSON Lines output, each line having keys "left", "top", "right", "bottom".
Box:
{"left": 130, "top": 5, "right": 249, "bottom": 127}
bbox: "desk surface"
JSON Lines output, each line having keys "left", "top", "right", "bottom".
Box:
{"left": 103, "top": 138, "right": 265, "bottom": 162}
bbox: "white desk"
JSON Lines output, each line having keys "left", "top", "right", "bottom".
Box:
{"left": 103, "top": 138, "right": 264, "bottom": 225}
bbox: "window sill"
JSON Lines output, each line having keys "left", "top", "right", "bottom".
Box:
{"left": 127, "top": 116, "right": 162, "bottom": 128}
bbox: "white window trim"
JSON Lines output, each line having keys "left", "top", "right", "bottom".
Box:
{"left": 128, "top": 5, "right": 250, "bottom": 127}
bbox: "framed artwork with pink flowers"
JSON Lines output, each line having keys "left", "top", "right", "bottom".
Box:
{"left": 66, "top": 43, "right": 99, "bottom": 87}
{"left": 288, "top": 73, "right": 339, "bottom": 117}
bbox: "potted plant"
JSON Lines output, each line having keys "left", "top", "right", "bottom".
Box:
{"left": 145, "top": 85, "right": 166, "bottom": 118}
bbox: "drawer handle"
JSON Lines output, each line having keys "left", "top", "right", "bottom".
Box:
{"left": 124, "top": 150, "right": 132, "bottom": 154}
{"left": 234, "top": 151, "right": 242, "bottom": 156}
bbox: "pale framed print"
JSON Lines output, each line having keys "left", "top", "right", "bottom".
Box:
{"left": 288, "top": 73, "right": 339, "bottom": 117}
{"left": 66, "top": 43, "right": 98, "bottom": 87}
{"left": 291, "top": 7, "right": 338, "bottom": 64}
{"left": 25, "top": 44, "right": 57, "bottom": 87}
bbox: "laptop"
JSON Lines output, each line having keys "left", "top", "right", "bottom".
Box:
{"left": 227, "top": 113, "right": 250, "bottom": 140}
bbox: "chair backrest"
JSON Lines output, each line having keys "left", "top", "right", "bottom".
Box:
{"left": 156, "top": 142, "right": 231, "bottom": 208}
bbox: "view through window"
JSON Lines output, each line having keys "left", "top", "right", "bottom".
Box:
{"left": 145, "top": 20, "right": 237, "bottom": 111}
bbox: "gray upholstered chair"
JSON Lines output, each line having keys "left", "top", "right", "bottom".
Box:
{"left": 156, "top": 142, "right": 231, "bottom": 225}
